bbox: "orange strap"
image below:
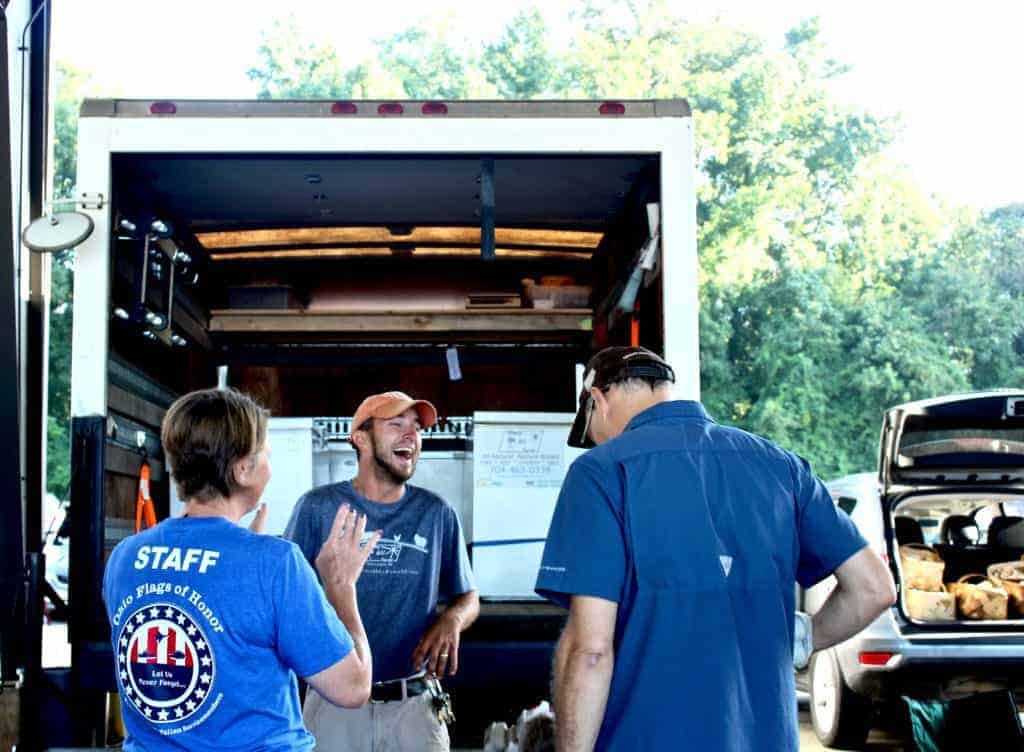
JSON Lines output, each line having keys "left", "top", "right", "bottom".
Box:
{"left": 630, "top": 301, "right": 641, "bottom": 347}
{"left": 135, "top": 462, "right": 157, "bottom": 533}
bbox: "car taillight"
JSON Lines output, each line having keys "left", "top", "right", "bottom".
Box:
{"left": 378, "top": 103, "right": 404, "bottom": 116}
{"left": 331, "top": 101, "right": 358, "bottom": 115}
{"left": 859, "top": 652, "right": 894, "bottom": 666}
{"left": 599, "top": 101, "right": 626, "bottom": 115}
{"left": 422, "top": 102, "right": 448, "bottom": 115}
{"left": 150, "top": 101, "right": 177, "bottom": 115}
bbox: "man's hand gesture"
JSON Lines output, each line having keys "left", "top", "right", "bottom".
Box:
{"left": 315, "top": 504, "right": 380, "bottom": 592}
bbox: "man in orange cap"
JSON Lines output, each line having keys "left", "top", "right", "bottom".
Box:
{"left": 284, "top": 391, "right": 478, "bottom": 752}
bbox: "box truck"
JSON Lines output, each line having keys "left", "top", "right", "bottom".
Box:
{"left": 61, "top": 97, "right": 697, "bottom": 744}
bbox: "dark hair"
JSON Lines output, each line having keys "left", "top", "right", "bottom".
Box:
{"left": 161, "top": 388, "right": 269, "bottom": 503}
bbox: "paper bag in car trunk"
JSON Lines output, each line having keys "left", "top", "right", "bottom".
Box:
{"left": 987, "top": 559, "right": 1024, "bottom": 617}
{"left": 899, "top": 544, "right": 945, "bottom": 592}
{"left": 906, "top": 585, "right": 956, "bottom": 622}
{"left": 948, "top": 575, "right": 1009, "bottom": 620}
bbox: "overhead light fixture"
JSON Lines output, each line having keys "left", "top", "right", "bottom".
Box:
{"left": 195, "top": 226, "right": 604, "bottom": 251}
{"left": 209, "top": 246, "right": 590, "bottom": 262}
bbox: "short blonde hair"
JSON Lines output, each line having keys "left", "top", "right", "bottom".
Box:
{"left": 161, "top": 388, "right": 269, "bottom": 503}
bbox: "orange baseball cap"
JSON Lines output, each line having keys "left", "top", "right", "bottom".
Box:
{"left": 351, "top": 391, "right": 438, "bottom": 435}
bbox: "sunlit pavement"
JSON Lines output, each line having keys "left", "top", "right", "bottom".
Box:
{"left": 798, "top": 707, "right": 908, "bottom": 751}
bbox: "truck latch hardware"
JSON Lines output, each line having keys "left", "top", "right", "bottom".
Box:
{"left": 78, "top": 192, "right": 105, "bottom": 210}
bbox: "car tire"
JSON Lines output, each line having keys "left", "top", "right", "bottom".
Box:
{"left": 809, "top": 648, "right": 872, "bottom": 749}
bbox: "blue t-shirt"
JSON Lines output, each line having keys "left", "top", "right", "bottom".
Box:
{"left": 102, "top": 516, "right": 353, "bottom": 752}
{"left": 284, "top": 481, "right": 475, "bottom": 682}
{"left": 535, "top": 401, "right": 867, "bottom": 751}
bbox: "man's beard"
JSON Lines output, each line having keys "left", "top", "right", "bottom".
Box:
{"left": 370, "top": 434, "right": 417, "bottom": 484}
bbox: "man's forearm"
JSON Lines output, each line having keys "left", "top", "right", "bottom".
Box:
{"left": 812, "top": 583, "right": 883, "bottom": 650}
{"left": 553, "top": 632, "right": 613, "bottom": 752}
{"left": 812, "top": 547, "right": 896, "bottom": 652}
{"left": 327, "top": 583, "right": 372, "bottom": 667}
{"left": 442, "top": 590, "right": 480, "bottom": 631}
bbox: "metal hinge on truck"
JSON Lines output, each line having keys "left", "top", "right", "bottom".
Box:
{"left": 78, "top": 192, "right": 105, "bottom": 210}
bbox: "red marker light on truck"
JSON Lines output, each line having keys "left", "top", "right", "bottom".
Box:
{"left": 859, "top": 652, "right": 894, "bottom": 666}
{"left": 599, "top": 102, "right": 626, "bottom": 115}
{"left": 378, "top": 103, "right": 404, "bottom": 116}
{"left": 331, "top": 101, "right": 358, "bottom": 115}
{"left": 421, "top": 102, "right": 448, "bottom": 115}
{"left": 149, "top": 101, "right": 177, "bottom": 115}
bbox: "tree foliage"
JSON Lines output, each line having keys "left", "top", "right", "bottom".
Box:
{"left": 46, "top": 61, "right": 95, "bottom": 498}
{"left": 43, "top": 5, "right": 1023, "bottom": 493}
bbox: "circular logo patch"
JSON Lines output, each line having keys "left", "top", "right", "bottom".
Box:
{"left": 116, "top": 603, "right": 216, "bottom": 724}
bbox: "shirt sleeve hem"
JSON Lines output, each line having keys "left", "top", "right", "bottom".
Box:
{"left": 535, "top": 581, "right": 621, "bottom": 608}
{"left": 294, "top": 640, "right": 353, "bottom": 681}
{"left": 798, "top": 540, "right": 870, "bottom": 590}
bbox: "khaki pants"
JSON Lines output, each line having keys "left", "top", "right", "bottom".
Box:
{"left": 304, "top": 688, "right": 450, "bottom": 752}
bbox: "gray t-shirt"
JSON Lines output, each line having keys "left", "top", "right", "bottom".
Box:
{"left": 283, "top": 481, "right": 475, "bottom": 682}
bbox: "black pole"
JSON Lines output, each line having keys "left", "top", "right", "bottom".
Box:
{"left": 0, "top": 1, "right": 28, "bottom": 688}
{"left": 480, "top": 157, "right": 495, "bottom": 261}
{"left": 24, "top": 0, "right": 51, "bottom": 562}
{"left": 18, "top": 552, "right": 44, "bottom": 752}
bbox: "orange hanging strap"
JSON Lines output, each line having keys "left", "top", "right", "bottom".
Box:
{"left": 630, "top": 301, "right": 641, "bottom": 347}
{"left": 135, "top": 462, "right": 157, "bottom": 533}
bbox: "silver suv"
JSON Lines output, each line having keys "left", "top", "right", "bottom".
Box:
{"left": 802, "top": 392, "right": 1024, "bottom": 748}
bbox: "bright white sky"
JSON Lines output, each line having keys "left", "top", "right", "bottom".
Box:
{"left": 52, "top": 0, "right": 1024, "bottom": 209}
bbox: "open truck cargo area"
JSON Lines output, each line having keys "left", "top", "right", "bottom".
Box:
{"left": 56, "top": 98, "right": 697, "bottom": 746}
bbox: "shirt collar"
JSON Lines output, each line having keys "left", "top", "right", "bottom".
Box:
{"left": 625, "top": 400, "right": 713, "bottom": 432}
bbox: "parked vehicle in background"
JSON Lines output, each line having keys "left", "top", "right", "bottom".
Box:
{"left": 41, "top": 493, "right": 69, "bottom": 614}
{"left": 804, "top": 392, "right": 1024, "bottom": 748}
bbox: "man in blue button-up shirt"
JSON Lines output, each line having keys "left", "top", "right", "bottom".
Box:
{"left": 535, "top": 346, "right": 896, "bottom": 751}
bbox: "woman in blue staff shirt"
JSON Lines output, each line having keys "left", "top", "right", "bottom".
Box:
{"left": 103, "top": 387, "right": 381, "bottom": 751}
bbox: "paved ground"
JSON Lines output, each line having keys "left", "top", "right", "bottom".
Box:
{"left": 797, "top": 707, "right": 909, "bottom": 751}
{"left": 455, "top": 706, "right": 911, "bottom": 751}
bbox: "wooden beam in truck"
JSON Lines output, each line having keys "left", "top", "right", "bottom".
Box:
{"left": 208, "top": 309, "right": 593, "bottom": 334}
{"left": 107, "top": 385, "right": 166, "bottom": 430}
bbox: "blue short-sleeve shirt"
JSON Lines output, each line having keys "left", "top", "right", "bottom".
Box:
{"left": 103, "top": 516, "right": 353, "bottom": 751}
{"left": 535, "top": 401, "right": 867, "bottom": 751}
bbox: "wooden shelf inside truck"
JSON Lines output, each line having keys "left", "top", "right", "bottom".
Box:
{"left": 208, "top": 308, "right": 593, "bottom": 334}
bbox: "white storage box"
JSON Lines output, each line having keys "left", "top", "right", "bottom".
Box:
{"left": 471, "top": 412, "right": 582, "bottom": 599}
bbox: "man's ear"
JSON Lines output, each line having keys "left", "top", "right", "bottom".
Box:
{"left": 591, "top": 386, "right": 611, "bottom": 420}
{"left": 351, "top": 430, "right": 369, "bottom": 455}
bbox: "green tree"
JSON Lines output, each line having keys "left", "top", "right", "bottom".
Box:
{"left": 238, "top": 6, "right": 1024, "bottom": 478}
{"left": 247, "top": 15, "right": 366, "bottom": 98}
{"left": 375, "top": 14, "right": 482, "bottom": 99}
{"left": 46, "top": 60, "right": 92, "bottom": 499}
{"left": 481, "top": 8, "right": 557, "bottom": 98}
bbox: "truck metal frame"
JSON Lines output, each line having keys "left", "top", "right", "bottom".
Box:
{"left": 51, "top": 97, "right": 699, "bottom": 746}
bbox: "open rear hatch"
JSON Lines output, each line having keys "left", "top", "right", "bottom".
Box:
{"left": 881, "top": 392, "right": 1024, "bottom": 492}
{"left": 882, "top": 393, "right": 1024, "bottom": 630}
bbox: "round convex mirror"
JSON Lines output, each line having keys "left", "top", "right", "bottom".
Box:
{"left": 21, "top": 211, "right": 95, "bottom": 253}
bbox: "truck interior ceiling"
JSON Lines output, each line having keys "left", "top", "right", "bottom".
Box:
{"left": 104, "top": 151, "right": 664, "bottom": 523}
